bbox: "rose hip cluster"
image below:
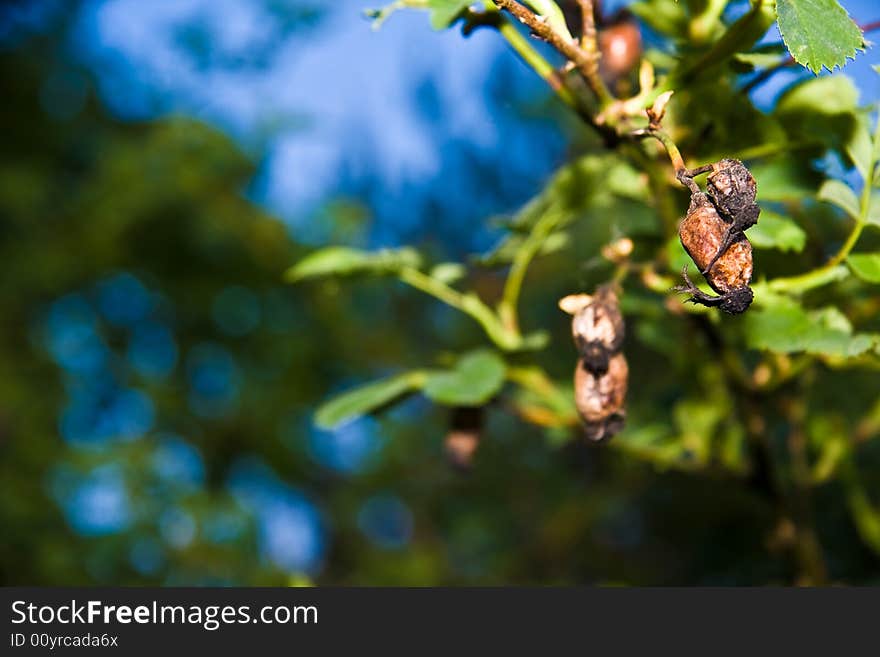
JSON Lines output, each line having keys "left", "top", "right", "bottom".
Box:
{"left": 559, "top": 285, "right": 627, "bottom": 442}
{"left": 675, "top": 159, "right": 759, "bottom": 315}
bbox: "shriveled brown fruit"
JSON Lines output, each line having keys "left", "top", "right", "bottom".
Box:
{"left": 444, "top": 407, "right": 482, "bottom": 469}
{"left": 706, "top": 159, "right": 758, "bottom": 221}
{"left": 558, "top": 285, "right": 624, "bottom": 375}
{"left": 678, "top": 192, "right": 754, "bottom": 314}
{"left": 574, "top": 353, "right": 628, "bottom": 442}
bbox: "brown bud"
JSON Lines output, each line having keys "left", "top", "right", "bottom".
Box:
{"left": 558, "top": 285, "right": 624, "bottom": 375}
{"left": 574, "top": 353, "right": 628, "bottom": 442}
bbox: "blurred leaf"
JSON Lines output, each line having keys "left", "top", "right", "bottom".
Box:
{"left": 733, "top": 51, "right": 787, "bottom": 70}
{"left": 423, "top": 349, "right": 506, "bottom": 406}
{"left": 751, "top": 157, "right": 819, "bottom": 202}
{"left": 745, "top": 299, "right": 874, "bottom": 358}
{"left": 285, "top": 247, "right": 422, "bottom": 282}
{"left": 748, "top": 210, "right": 807, "bottom": 252}
{"left": 776, "top": 0, "right": 863, "bottom": 73}
{"left": 776, "top": 75, "right": 858, "bottom": 116}
{"left": 429, "top": 262, "right": 467, "bottom": 285}
{"left": 629, "top": 0, "right": 688, "bottom": 37}
{"left": 315, "top": 372, "right": 425, "bottom": 430}
{"left": 847, "top": 254, "right": 880, "bottom": 283}
{"left": 478, "top": 231, "right": 570, "bottom": 267}
{"left": 869, "top": 194, "right": 880, "bottom": 226}
{"left": 817, "top": 179, "right": 860, "bottom": 219}
{"left": 846, "top": 116, "right": 874, "bottom": 180}
{"left": 427, "top": 0, "right": 471, "bottom": 29}
{"left": 509, "top": 154, "right": 645, "bottom": 232}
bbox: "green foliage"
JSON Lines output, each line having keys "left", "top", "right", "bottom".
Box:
{"left": 315, "top": 373, "right": 426, "bottom": 429}
{"left": 818, "top": 179, "right": 861, "bottom": 219}
{"left": 429, "top": 262, "right": 468, "bottom": 284}
{"left": 745, "top": 299, "right": 876, "bottom": 358}
{"left": 776, "top": 0, "right": 863, "bottom": 73}
{"left": 846, "top": 253, "right": 880, "bottom": 283}
{"left": 284, "top": 246, "right": 422, "bottom": 282}
{"left": 422, "top": 349, "right": 506, "bottom": 405}
{"left": 747, "top": 210, "right": 806, "bottom": 252}
{"left": 426, "top": 0, "right": 472, "bottom": 30}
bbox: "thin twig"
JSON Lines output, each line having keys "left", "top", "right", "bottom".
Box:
{"left": 493, "top": 0, "right": 612, "bottom": 105}
{"left": 575, "top": 0, "right": 609, "bottom": 102}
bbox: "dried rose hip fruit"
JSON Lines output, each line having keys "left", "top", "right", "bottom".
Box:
{"left": 558, "top": 285, "right": 625, "bottom": 375}
{"left": 574, "top": 353, "right": 627, "bottom": 442}
{"left": 675, "top": 160, "right": 758, "bottom": 315}
{"left": 560, "top": 285, "right": 627, "bottom": 441}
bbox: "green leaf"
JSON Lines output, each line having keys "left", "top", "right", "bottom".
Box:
{"left": 817, "top": 179, "right": 860, "bottom": 219}
{"left": 427, "top": 0, "right": 471, "bottom": 30}
{"left": 750, "top": 157, "right": 819, "bottom": 202}
{"left": 846, "top": 116, "right": 874, "bottom": 180}
{"left": 629, "top": 0, "right": 689, "bottom": 37}
{"left": 314, "top": 372, "right": 425, "bottom": 430}
{"left": 285, "top": 246, "right": 422, "bottom": 282}
{"left": 733, "top": 50, "right": 788, "bottom": 70}
{"left": 429, "top": 262, "right": 467, "bottom": 285}
{"left": 869, "top": 193, "right": 880, "bottom": 227}
{"left": 423, "top": 349, "right": 506, "bottom": 406}
{"left": 776, "top": 75, "right": 858, "bottom": 116}
{"left": 747, "top": 210, "right": 807, "bottom": 252}
{"left": 776, "top": 0, "right": 863, "bottom": 74}
{"left": 847, "top": 254, "right": 880, "bottom": 283}
{"left": 745, "top": 299, "right": 873, "bottom": 358}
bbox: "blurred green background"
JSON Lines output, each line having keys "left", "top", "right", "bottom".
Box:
{"left": 1, "top": 0, "right": 879, "bottom": 585}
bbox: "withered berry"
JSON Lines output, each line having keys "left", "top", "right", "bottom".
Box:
{"left": 677, "top": 192, "right": 754, "bottom": 314}
{"left": 558, "top": 285, "right": 625, "bottom": 375}
{"left": 574, "top": 353, "right": 627, "bottom": 442}
{"left": 675, "top": 160, "right": 758, "bottom": 315}
{"left": 560, "top": 285, "right": 627, "bottom": 442}
{"left": 704, "top": 159, "right": 760, "bottom": 274}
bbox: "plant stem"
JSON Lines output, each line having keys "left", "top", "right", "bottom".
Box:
{"left": 630, "top": 127, "right": 686, "bottom": 176}
{"left": 498, "top": 211, "right": 563, "bottom": 333}
{"left": 575, "top": 0, "right": 613, "bottom": 104}
{"left": 398, "top": 267, "right": 521, "bottom": 350}
{"left": 492, "top": 0, "right": 613, "bottom": 106}
{"left": 489, "top": 11, "right": 581, "bottom": 112}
